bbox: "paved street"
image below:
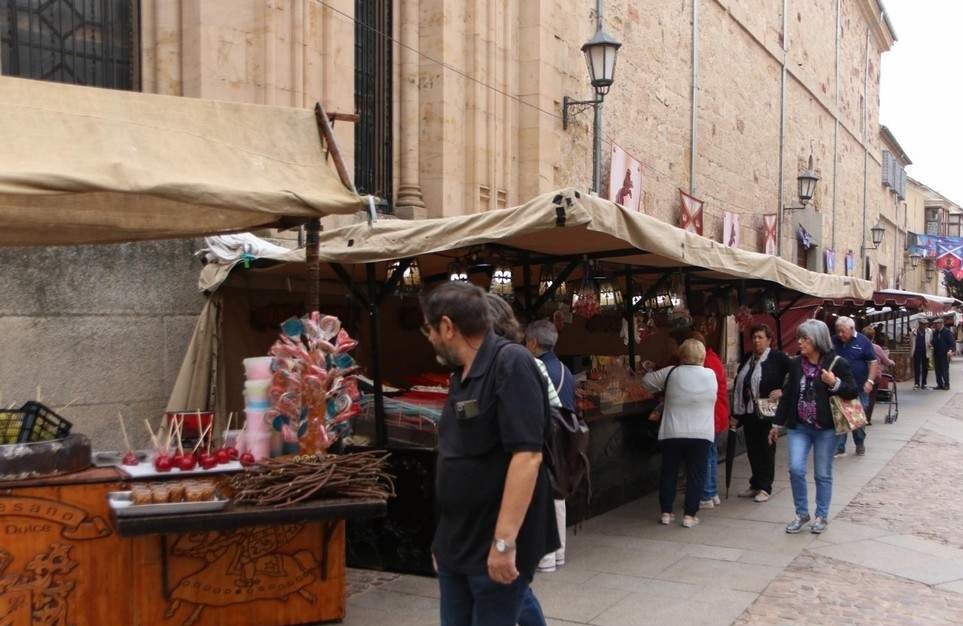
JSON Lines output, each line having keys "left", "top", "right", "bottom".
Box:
{"left": 342, "top": 364, "right": 963, "bottom": 626}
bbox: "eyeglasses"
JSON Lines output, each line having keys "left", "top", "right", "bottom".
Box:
{"left": 420, "top": 323, "right": 434, "bottom": 337}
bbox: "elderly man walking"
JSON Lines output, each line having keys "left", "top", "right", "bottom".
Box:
{"left": 832, "top": 316, "right": 877, "bottom": 457}
{"left": 524, "top": 319, "right": 576, "bottom": 575}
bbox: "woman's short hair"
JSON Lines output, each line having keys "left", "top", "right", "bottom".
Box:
{"left": 862, "top": 325, "right": 876, "bottom": 340}
{"left": 750, "top": 323, "right": 773, "bottom": 339}
{"left": 678, "top": 338, "right": 706, "bottom": 365}
{"left": 797, "top": 319, "right": 833, "bottom": 354}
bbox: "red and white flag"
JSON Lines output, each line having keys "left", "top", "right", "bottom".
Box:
{"left": 679, "top": 190, "right": 704, "bottom": 235}
{"left": 723, "top": 211, "right": 740, "bottom": 248}
{"left": 762, "top": 214, "right": 777, "bottom": 255}
{"left": 609, "top": 144, "right": 643, "bottom": 212}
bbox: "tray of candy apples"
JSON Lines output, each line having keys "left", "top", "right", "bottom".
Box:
{"left": 108, "top": 479, "right": 227, "bottom": 516}
{"left": 115, "top": 412, "right": 251, "bottom": 479}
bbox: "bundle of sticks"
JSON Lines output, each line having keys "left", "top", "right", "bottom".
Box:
{"left": 226, "top": 450, "right": 394, "bottom": 507}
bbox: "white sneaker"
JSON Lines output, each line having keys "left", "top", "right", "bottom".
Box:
{"left": 660, "top": 513, "right": 676, "bottom": 525}
{"left": 712, "top": 495, "right": 721, "bottom": 506}
{"left": 537, "top": 554, "right": 556, "bottom": 573}
{"left": 699, "top": 498, "right": 715, "bottom": 509}
{"left": 682, "top": 515, "right": 699, "bottom": 528}
{"left": 753, "top": 490, "right": 770, "bottom": 503}
{"left": 738, "top": 487, "right": 759, "bottom": 498}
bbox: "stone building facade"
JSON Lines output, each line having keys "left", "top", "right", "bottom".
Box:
{"left": 0, "top": 0, "right": 920, "bottom": 446}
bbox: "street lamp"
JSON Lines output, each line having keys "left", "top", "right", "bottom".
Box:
{"left": 562, "top": 15, "right": 622, "bottom": 195}
{"left": 925, "top": 260, "right": 936, "bottom": 281}
{"left": 870, "top": 222, "right": 885, "bottom": 249}
{"left": 797, "top": 153, "right": 820, "bottom": 204}
{"left": 910, "top": 252, "right": 922, "bottom": 269}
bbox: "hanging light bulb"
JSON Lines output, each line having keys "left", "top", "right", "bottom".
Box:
{"left": 448, "top": 260, "right": 468, "bottom": 283}
{"left": 389, "top": 259, "right": 422, "bottom": 295}
{"left": 599, "top": 281, "right": 623, "bottom": 310}
{"left": 538, "top": 264, "right": 568, "bottom": 299}
{"left": 490, "top": 264, "right": 515, "bottom": 300}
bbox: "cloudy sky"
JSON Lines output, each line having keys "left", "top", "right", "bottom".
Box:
{"left": 880, "top": 0, "right": 963, "bottom": 203}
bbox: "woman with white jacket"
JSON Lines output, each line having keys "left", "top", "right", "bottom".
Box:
{"left": 642, "top": 339, "right": 718, "bottom": 528}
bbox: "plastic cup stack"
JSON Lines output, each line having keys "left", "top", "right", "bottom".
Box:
{"left": 241, "top": 357, "right": 275, "bottom": 460}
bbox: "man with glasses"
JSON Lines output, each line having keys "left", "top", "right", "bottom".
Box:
{"left": 421, "top": 281, "right": 558, "bottom": 626}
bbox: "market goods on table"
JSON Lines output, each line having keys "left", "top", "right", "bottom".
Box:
{"left": 109, "top": 479, "right": 228, "bottom": 517}
{"left": 226, "top": 450, "right": 394, "bottom": 507}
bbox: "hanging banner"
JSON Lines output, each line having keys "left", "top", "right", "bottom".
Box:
{"left": 845, "top": 250, "right": 855, "bottom": 276}
{"left": 723, "top": 211, "right": 740, "bottom": 248}
{"left": 608, "top": 143, "right": 643, "bottom": 212}
{"left": 763, "top": 214, "right": 777, "bottom": 255}
{"left": 824, "top": 249, "right": 836, "bottom": 274}
{"left": 679, "top": 189, "right": 704, "bottom": 235}
{"left": 796, "top": 224, "right": 816, "bottom": 250}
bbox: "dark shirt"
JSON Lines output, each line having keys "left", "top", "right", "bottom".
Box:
{"left": 933, "top": 328, "right": 955, "bottom": 356}
{"left": 434, "top": 332, "right": 560, "bottom": 578}
{"left": 832, "top": 332, "right": 876, "bottom": 386}
{"left": 538, "top": 351, "right": 576, "bottom": 413}
{"left": 916, "top": 330, "right": 927, "bottom": 351}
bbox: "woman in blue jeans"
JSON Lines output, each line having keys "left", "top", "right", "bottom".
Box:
{"left": 770, "top": 319, "right": 858, "bottom": 534}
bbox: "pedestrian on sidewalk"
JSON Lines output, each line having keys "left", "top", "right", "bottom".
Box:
{"left": 931, "top": 316, "right": 955, "bottom": 390}
{"left": 642, "top": 339, "right": 717, "bottom": 529}
{"left": 832, "top": 316, "right": 877, "bottom": 457}
{"left": 771, "top": 319, "right": 858, "bottom": 535}
{"left": 911, "top": 318, "right": 932, "bottom": 389}
{"left": 730, "top": 324, "right": 791, "bottom": 503}
{"left": 862, "top": 325, "right": 895, "bottom": 424}
{"left": 685, "top": 331, "right": 729, "bottom": 510}
{"left": 422, "top": 282, "right": 559, "bottom": 626}
{"left": 485, "top": 296, "right": 555, "bottom": 626}
{"left": 524, "top": 320, "right": 576, "bottom": 576}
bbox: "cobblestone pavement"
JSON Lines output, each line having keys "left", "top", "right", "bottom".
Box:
{"left": 341, "top": 373, "right": 963, "bottom": 626}
{"left": 733, "top": 553, "right": 963, "bottom": 626}
{"left": 837, "top": 427, "right": 963, "bottom": 550}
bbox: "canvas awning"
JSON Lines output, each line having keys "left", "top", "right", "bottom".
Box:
{"left": 198, "top": 188, "right": 873, "bottom": 301}
{"left": 0, "top": 77, "right": 363, "bottom": 246}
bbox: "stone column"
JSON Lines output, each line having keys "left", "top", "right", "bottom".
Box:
{"left": 394, "top": 0, "right": 427, "bottom": 218}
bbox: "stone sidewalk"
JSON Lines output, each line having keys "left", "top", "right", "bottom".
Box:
{"left": 341, "top": 364, "right": 963, "bottom": 626}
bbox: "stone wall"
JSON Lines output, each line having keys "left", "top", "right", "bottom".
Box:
{"left": 0, "top": 240, "right": 205, "bottom": 449}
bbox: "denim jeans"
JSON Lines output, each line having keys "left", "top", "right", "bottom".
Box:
{"left": 659, "top": 438, "right": 711, "bottom": 516}
{"left": 702, "top": 440, "right": 719, "bottom": 500}
{"left": 518, "top": 588, "right": 547, "bottom": 626}
{"left": 438, "top": 568, "right": 533, "bottom": 626}
{"left": 788, "top": 423, "right": 837, "bottom": 519}
{"left": 836, "top": 391, "right": 869, "bottom": 452}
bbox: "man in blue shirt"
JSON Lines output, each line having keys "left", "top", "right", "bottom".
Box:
{"left": 833, "top": 316, "right": 877, "bottom": 457}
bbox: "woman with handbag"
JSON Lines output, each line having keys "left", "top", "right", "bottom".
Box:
{"left": 643, "top": 339, "right": 718, "bottom": 528}
{"left": 731, "top": 324, "right": 791, "bottom": 503}
{"left": 770, "top": 319, "right": 858, "bottom": 535}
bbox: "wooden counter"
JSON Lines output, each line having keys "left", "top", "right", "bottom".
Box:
{"left": 0, "top": 467, "right": 385, "bottom": 626}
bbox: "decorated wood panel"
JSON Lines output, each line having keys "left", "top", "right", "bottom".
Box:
{"left": 1, "top": 477, "right": 347, "bottom": 626}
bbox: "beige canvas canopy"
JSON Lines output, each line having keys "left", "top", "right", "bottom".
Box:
{"left": 0, "top": 77, "right": 363, "bottom": 246}
{"left": 171, "top": 188, "right": 874, "bottom": 412}
{"left": 199, "top": 188, "right": 873, "bottom": 300}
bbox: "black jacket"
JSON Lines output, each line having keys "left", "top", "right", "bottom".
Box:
{"left": 737, "top": 349, "right": 792, "bottom": 400}
{"left": 773, "top": 350, "right": 859, "bottom": 431}
{"left": 932, "top": 328, "right": 955, "bottom": 355}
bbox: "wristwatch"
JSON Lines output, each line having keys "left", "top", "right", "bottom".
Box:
{"left": 492, "top": 538, "right": 516, "bottom": 553}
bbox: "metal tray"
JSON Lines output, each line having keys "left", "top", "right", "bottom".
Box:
{"left": 108, "top": 490, "right": 229, "bottom": 517}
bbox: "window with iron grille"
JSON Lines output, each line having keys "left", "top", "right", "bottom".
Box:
{"left": 354, "top": 0, "right": 392, "bottom": 212}
{"left": 1, "top": 0, "right": 138, "bottom": 90}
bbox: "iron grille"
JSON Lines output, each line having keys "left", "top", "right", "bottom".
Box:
{"left": 1, "top": 0, "right": 139, "bottom": 90}
{"left": 354, "top": 0, "right": 392, "bottom": 212}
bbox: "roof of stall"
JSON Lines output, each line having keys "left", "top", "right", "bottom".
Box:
{"left": 0, "top": 77, "right": 363, "bottom": 246}
{"left": 199, "top": 188, "right": 873, "bottom": 300}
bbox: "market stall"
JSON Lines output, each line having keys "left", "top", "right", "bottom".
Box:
{"left": 0, "top": 76, "right": 387, "bottom": 626}
{"left": 173, "top": 188, "right": 873, "bottom": 574}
